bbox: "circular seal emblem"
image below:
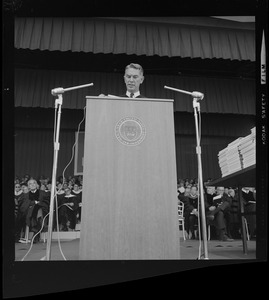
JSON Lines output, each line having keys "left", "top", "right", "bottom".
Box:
{"left": 115, "top": 117, "right": 146, "bottom": 146}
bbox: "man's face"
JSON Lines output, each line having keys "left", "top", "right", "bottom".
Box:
{"left": 206, "top": 186, "right": 215, "bottom": 194}
{"left": 185, "top": 187, "right": 191, "bottom": 194}
{"left": 22, "top": 186, "right": 29, "bottom": 193}
{"left": 28, "top": 180, "right": 37, "bottom": 191}
{"left": 65, "top": 188, "right": 71, "bottom": 195}
{"left": 124, "top": 68, "right": 144, "bottom": 93}
{"left": 216, "top": 187, "right": 224, "bottom": 196}
{"left": 190, "top": 187, "right": 197, "bottom": 196}
{"left": 15, "top": 184, "right": 21, "bottom": 191}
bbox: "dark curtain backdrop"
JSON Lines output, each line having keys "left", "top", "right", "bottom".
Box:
{"left": 15, "top": 68, "right": 256, "bottom": 115}
{"left": 14, "top": 17, "right": 255, "bottom": 61}
{"left": 14, "top": 129, "right": 76, "bottom": 181}
{"left": 14, "top": 108, "right": 255, "bottom": 180}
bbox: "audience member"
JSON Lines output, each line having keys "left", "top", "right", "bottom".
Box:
{"left": 242, "top": 187, "right": 256, "bottom": 239}
{"left": 14, "top": 184, "right": 26, "bottom": 242}
{"left": 23, "top": 179, "right": 50, "bottom": 243}
{"left": 71, "top": 183, "right": 82, "bottom": 222}
{"left": 186, "top": 185, "right": 199, "bottom": 239}
{"left": 45, "top": 181, "right": 52, "bottom": 193}
{"left": 21, "top": 185, "right": 29, "bottom": 194}
{"left": 224, "top": 187, "right": 229, "bottom": 196}
{"left": 58, "top": 187, "right": 79, "bottom": 231}
{"left": 177, "top": 180, "right": 185, "bottom": 196}
{"left": 205, "top": 186, "right": 233, "bottom": 241}
{"left": 228, "top": 188, "right": 241, "bottom": 239}
{"left": 178, "top": 185, "right": 192, "bottom": 238}
{"left": 14, "top": 183, "right": 23, "bottom": 218}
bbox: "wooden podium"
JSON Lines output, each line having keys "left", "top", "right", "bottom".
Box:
{"left": 79, "top": 96, "right": 180, "bottom": 260}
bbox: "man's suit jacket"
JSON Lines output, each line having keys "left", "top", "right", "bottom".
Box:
{"left": 19, "top": 190, "right": 50, "bottom": 216}
{"left": 119, "top": 94, "right": 147, "bottom": 98}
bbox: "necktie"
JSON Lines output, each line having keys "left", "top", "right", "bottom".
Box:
{"left": 130, "top": 93, "right": 134, "bottom": 98}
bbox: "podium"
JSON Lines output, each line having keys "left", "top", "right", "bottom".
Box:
{"left": 79, "top": 96, "right": 180, "bottom": 260}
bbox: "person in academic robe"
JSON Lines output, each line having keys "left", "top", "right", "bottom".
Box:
{"left": 242, "top": 187, "right": 256, "bottom": 239}
{"left": 58, "top": 187, "right": 79, "bottom": 231}
{"left": 205, "top": 186, "right": 233, "bottom": 241}
{"left": 21, "top": 179, "right": 50, "bottom": 243}
{"left": 14, "top": 183, "right": 26, "bottom": 242}
{"left": 71, "top": 183, "right": 82, "bottom": 223}
{"left": 186, "top": 185, "right": 199, "bottom": 239}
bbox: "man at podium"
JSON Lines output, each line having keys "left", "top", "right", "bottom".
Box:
{"left": 121, "top": 63, "right": 146, "bottom": 98}
{"left": 99, "top": 63, "right": 146, "bottom": 98}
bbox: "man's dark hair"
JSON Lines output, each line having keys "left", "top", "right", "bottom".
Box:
{"left": 125, "top": 63, "right": 144, "bottom": 75}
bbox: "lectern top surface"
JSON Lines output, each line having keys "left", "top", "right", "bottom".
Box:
{"left": 86, "top": 96, "right": 174, "bottom": 102}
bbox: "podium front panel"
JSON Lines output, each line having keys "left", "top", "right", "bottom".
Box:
{"left": 79, "top": 97, "right": 180, "bottom": 259}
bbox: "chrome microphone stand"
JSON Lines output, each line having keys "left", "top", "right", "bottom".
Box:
{"left": 164, "top": 85, "right": 209, "bottom": 259}
{"left": 46, "top": 82, "right": 94, "bottom": 260}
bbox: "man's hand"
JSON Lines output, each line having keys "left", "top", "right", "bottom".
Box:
{"left": 191, "top": 209, "right": 198, "bottom": 216}
{"left": 68, "top": 203, "right": 74, "bottom": 206}
{"left": 98, "top": 94, "right": 106, "bottom": 97}
{"left": 209, "top": 206, "right": 216, "bottom": 211}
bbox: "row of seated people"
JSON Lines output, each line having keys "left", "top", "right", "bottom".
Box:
{"left": 177, "top": 183, "right": 256, "bottom": 241}
{"left": 14, "top": 178, "right": 83, "bottom": 243}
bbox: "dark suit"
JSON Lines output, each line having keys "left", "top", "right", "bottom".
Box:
{"left": 15, "top": 190, "right": 50, "bottom": 239}
{"left": 242, "top": 190, "right": 256, "bottom": 237}
{"left": 119, "top": 94, "right": 147, "bottom": 98}
{"left": 205, "top": 192, "right": 231, "bottom": 239}
{"left": 58, "top": 195, "right": 79, "bottom": 230}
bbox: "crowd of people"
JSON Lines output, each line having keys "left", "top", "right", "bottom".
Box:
{"left": 177, "top": 178, "right": 256, "bottom": 241}
{"left": 14, "top": 173, "right": 256, "bottom": 244}
{"left": 14, "top": 174, "right": 83, "bottom": 243}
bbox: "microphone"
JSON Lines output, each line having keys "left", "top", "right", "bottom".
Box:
{"left": 51, "top": 87, "right": 65, "bottom": 96}
{"left": 51, "top": 83, "right": 94, "bottom": 96}
{"left": 164, "top": 85, "right": 204, "bottom": 100}
{"left": 191, "top": 91, "right": 204, "bottom": 100}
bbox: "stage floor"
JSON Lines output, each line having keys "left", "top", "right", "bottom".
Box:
{"left": 15, "top": 238, "right": 256, "bottom": 261}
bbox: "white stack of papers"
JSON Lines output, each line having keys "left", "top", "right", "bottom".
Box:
{"left": 217, "top": 128, "right": 256, "bottom": 177}
{"left": 238, "top": 127, "right": 256, "bottom": 168}
{"left": 218, "top": 137, "right": 243, "bottom": 177}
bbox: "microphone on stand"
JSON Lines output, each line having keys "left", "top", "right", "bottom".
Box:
{"left": 191, "top": 91, "right": 204, "bottom": 100}
{"left": 164, "top": 85, "right": 204, "bottom": 100}
{"left": 51, "top": 83, "right": 94, "bottom": 96}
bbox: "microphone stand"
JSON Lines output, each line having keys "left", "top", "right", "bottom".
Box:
{"left": 45, "top": 82, "right": 94, "bottom": 261}
{"left": 164, "top": 85, "right": 209, "bottom": 260}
